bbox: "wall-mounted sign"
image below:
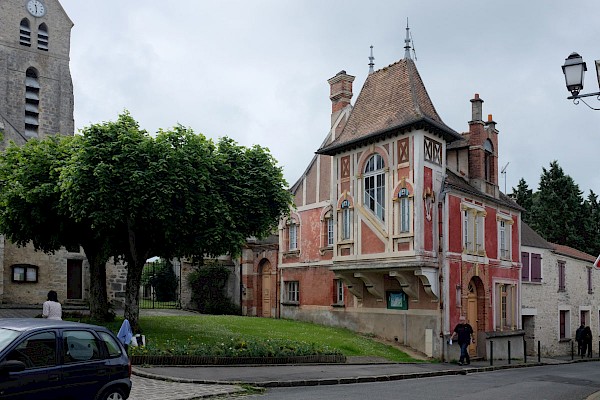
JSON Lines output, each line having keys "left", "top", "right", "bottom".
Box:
{"left": 386, "top": 291, "right": 408, "bottom": 310}
{"left": 341, "top": 200, "right": 350, "bottom": 209}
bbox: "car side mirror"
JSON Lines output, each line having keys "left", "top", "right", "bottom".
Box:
{"left": 0, "top": 360, "right": 26, "bottom": 374}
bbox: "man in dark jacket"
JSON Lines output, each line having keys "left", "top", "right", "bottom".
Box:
{"left": 451, "top": 315, "right": 474, "bottom": 365}
{"left": 576, "top": 324, "right": 585, "bottom": 356}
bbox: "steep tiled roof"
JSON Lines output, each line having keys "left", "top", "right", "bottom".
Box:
{"left": 521, "top": 222, "right": 553, "bottom": 249}
{"left": 552, "top": 243, "right": 597, "bottom": 263}
{"left": 317, "top": 59, "right": 462, "bottom": 155}
{"left": 444, "top": 170, "right": 524, "bottom": 211}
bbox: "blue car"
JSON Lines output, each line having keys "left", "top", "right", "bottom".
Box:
{"left": 0, "top": 319, "right": 131, "bottom": 400}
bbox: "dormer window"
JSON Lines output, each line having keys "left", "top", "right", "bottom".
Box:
{"left": 484, "top": 139, "right": 494, "bottom": 182}
{"left": 20, "top": 19, "right": 31, "bottom": 46}
{"left": 38, "top": 23, "right": 48, "bottom": 51}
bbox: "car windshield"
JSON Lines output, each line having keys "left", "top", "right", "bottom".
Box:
{"left": 0, "top": 329, "right": 20, "bottom": 352}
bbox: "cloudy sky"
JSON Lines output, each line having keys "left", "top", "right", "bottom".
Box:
{"left": 58, "top": 0, "right": 600, "bottom": 197}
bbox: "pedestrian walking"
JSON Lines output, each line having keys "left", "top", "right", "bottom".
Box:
{"left": 451, "top": 315, "right": 474, "bottom": 365}
{"left": 576, "top": 324, "right": 585, "bottom": 356}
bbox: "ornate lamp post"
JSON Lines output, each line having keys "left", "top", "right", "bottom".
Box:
{"left": 562, "top": 52, "right": 600, "bottom": 110}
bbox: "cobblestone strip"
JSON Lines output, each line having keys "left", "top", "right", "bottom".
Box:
{"left": 130, "top": 376, "right": 246, "bottom": 400}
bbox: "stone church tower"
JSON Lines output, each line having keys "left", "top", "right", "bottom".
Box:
{"left": 0, "top": 0, "right": 74, "bottom": 146}
{"left": 0, "top": 0, "right": 88, "bottom": 306}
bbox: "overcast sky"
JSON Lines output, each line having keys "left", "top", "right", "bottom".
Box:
{"left": 58, "top": 0, "right": 600, "bottom": 197}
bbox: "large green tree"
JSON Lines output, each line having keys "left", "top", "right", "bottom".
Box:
{"left": 511, "top": 178, "right": 534, "bottom": 224}
{"left": 529, "top": 161, "right": 585, "bottom": 250}
{"left": 583, "top": 190, "right": 600, "bottom": 257}
{"left": 0, "top": 136, "right": 113, "bottom": 319}
{"left": 60, "top": 112, "right": 292, "bottom": 329}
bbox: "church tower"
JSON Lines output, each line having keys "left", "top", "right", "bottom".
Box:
{"left": 0, "top": 0, "right": 74, "bottom": 147}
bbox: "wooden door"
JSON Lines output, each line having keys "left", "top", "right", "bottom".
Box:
{"left": 67, "top": 259, "right": 83, "bottom": 300}
{"left": 261, "top": 262, "right": 272, "bottom": 318}
{"left": 467, "top": 282, "right": 478, "bottom": 355}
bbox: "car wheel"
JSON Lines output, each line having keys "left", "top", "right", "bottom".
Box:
{"left": 98, "top": 387, "right": 126, "bottom": 400}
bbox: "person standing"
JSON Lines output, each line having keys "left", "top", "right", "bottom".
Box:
{"left": 42, "top": 290, "right": 62, "bottom": 320}
{"left": 451, "top": 315, "right": 474, "bottom": 366}
{"left": 576, "top": 324, "right": 585, "bottom": 356}
{"left": 583, "top": 326, "right": 593, "bottom": 358}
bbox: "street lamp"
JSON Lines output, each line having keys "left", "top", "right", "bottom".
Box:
{"left": 562, "top": 52, "right": 600, "bottom": 110}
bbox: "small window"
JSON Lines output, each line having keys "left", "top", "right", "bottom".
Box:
{"left": 63, "top": 330, "right": 102, "bottom": 363}
{"left": 334, "top": 279, "right": 344, "bottom": 304}
{"left": 11, "top": 264, "right": 38, "bottom": 283}
{"left": 327, "top": 217, "right": 334, "bottom": 246}
{"left": 20, "top": 19, "right": 31, "bottom": 46}
{"left": 399, "top": 196, "right": 410, "bottom": 233}
{"left": 285, "top": 281, "right": 299, "bottom": 303}
{"left": 25, "top": 68, "right": 40, "bottom": 137}
{"left": 289, "top": 223, "right": 297, "bottom": 251}
{"left": 37, "top": 23, "right": 48, "bottom": 51}
{"left": 558, "top": 261, "right": 566, "bottom": 291}
{"left": 559, "top": 310, "right": 569, "bottom": 340}
{"left": 99, "top": 332, "right": 123, "bottom": 358}
{"left": 588, "top": 267, "right": 593, "bottom": 294}
{"left": 341, "top": 203, "right": 351, "bottom": 240}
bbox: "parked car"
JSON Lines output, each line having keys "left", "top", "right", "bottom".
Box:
{"left": 0, "top": 318, "right": 131, "bottom": 400}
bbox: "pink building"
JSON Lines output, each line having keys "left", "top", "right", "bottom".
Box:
{"left": 245, "top": 33, "right": 523, "bottom": 360}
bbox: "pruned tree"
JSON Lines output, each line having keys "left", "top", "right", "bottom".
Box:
{"left": 0, "top": 135, "right": 113, "bottom": 320}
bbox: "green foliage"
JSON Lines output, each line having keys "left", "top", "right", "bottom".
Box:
{"left": 141, "top": 259, "right": 179, "bottom": 302}
{"left": 529, "top": 161, "right": 585, "bottom": 250}
{"left": 188, "top": 262, "right": 240, "bottom": 315}
{"left": 512, "top": 178, "right": 534, "bottom": 223}
{"left": 129, "top": 336, "right": 341, "bottom": 357}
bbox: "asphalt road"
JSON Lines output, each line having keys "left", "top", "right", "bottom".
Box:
{"left": 238, "top": 361, "right": 600, "bottom": 400}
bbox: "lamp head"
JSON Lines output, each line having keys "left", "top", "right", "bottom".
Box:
{"left": 562, "top": 52, "right": 587, "bottom": 96}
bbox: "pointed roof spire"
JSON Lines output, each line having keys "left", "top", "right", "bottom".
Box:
{"left": 404, "top": 19, "right": 412, "bottom": 60}
{"left": 368, "top": 45, "right": 375, "bottom": 74}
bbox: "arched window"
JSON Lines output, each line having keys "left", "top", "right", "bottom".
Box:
{"left": 20, "top": 19, "right": 31, "bottom": 46}
{"left": 25, "top": 68, "right": 40, "bottom": 137}
{"left": 484, "top": 139, "right": 494, "bottom": 182}
{"left": 38, "top": 23, "right": 48, "bottom": 51}
{"left": 364, "top": 154, "right": 385, "bottom": 221}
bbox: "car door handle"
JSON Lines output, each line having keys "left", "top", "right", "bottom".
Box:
{"left": 49, "top": 374, "right": 60, "bottom": 382}
{"left": 98, "top": 369, "right": 108, "bottom": 376}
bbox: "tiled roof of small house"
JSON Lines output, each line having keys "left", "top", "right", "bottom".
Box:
{"left": 552, "top": 243, "right": 597, "bottom": 263}
{"left": 521, "top": 222, "right": 553, "bottom": 249}
{"left": 317, "top": 58, "right": 462, "bottom": 156}
{"left": 444, "top": 170, "right": 524, "bottom": 211}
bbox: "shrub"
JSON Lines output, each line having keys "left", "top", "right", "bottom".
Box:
{"left": 187, "top": 261, "right": 240, "bottom": 315}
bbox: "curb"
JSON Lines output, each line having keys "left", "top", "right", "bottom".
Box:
{"left": 132, "top": 361, "right": 547, "bottom": 388}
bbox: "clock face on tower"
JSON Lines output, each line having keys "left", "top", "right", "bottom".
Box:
{"left": 27, "top": 0, "right": 46, "bottom": 17}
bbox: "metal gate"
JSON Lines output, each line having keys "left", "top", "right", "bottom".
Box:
{"left": 139, "top": 259, "right": 181, "bottom": 309}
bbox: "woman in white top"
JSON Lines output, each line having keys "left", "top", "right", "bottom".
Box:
{"left": 42, "top": 290, "right": 62, "bottom": 320}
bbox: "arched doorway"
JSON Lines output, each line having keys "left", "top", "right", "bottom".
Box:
{"left": 466, "top": 276, "right": 485, "bottom": 357}
{"left": 260, "top": 260, "right": 272, "bottom": 318}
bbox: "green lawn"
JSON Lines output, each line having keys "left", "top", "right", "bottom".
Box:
{"left": 138, "top": 315, "right": 420, "bottom": 362}
{"left": 80, "top": 314, "right": 422, "bottom": 362}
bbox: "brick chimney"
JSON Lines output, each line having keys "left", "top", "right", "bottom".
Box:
{"left": 466, "top": 94, "right": 500, "bottom": 197}
{"left": 328, "top": 70, "right": 355, "bottom": 126}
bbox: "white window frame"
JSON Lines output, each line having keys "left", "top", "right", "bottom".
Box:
{"left": 558, "top": 307, "right": 571, "bottom": 340}
{"left": 497, "top": 214, "right": 513, "bottom": 260}
{"left": 327, "top": 217, "right": 334, "bottom": 246}
{"left": 289, "top": 223, "right": 298, "bottom": 251}
{"left": 340, "top": 202, "right": 351, "bottom": 241}
{"left": 399, "top": 196, "right": 410, "bottom": 233}
{"left": 462, "top": 203, "right": 486, "bottom": 255}
{"left": 364, "top": 154, "right": 385, "bottom": 221}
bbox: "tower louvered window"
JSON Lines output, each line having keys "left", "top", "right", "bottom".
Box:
{"left": 20, "top": 19, "right": 31, "bottom": 46}
{"left": 25, "top": 68, "right": 40, "bottom": 137}
{"left": 38, "top": 23, "right": 48, "bottom": 51}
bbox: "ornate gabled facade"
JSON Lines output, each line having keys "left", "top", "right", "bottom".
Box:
{"left": 273, "top": 33, "right": 523, "bottom": 359}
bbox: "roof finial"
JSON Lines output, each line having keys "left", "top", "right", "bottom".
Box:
{"left": 368, "top": 45, "right": 375, "bottom": 74}
{"left": 404, "top": 19, "right": 412, "bottom": 60}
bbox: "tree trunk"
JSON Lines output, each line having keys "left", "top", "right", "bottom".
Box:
{"left": 124, "top": 260, "right": 145, "bottom": 332}
{"left": 81, "top": 244, "right": 111, "bottom": 321}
